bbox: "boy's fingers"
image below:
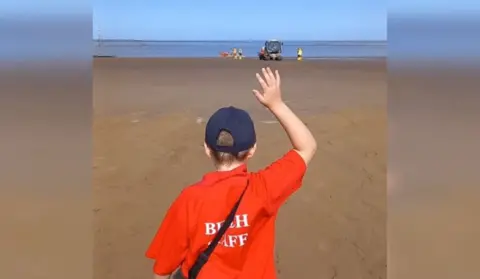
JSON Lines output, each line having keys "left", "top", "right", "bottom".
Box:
{"left": 275, "top": 70, "right": 281, "bottom": 87}
{"left": 256, "top": 73, "right": 268, "bottom": 90}
{"left": 261, "top": 68, "right": 272, "bottom": 86}
{"left": 266, "top": 67, "right": 275, "bottom": 82}
{"left": 252, "top": 89, "right": 264, "bottom": 101}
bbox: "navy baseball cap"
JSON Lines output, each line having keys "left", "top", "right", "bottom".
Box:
{"left": 205, "top": 106, "right": 256, "bottom": 154}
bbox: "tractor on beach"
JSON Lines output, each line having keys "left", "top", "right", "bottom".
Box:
{"left": 258, "top": 39, "right": 283, "bottom": 61}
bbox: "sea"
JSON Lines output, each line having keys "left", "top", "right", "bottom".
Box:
{"left": 94, "top": 40, "right": 387, "bottom": 59}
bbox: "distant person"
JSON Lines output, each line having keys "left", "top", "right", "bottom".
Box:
{"left": 232, "top": 48, "right": 238, "bottom": 59}
{"left": 238, "top": 48, "right": 243, "bottom": 59}
{"left": 145, "top": 67, "right": 317, "bottom": 279}
{"left": 297, "top": 47, "right": 303, "bottom": 61}
{"left": 259, "top": 46, "right": 265, "bottom": 59}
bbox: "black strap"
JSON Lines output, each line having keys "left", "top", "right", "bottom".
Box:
{"left": 188, "top": 180, "right": 249, "bottom": 279}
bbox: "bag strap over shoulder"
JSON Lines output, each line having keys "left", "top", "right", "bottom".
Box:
{"left": 188, "top": 180, "right": 249, "bottom": 279}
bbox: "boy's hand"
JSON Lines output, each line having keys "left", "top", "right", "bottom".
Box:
{"left": 253, "top": 67, "right": 283, "bottom": 109}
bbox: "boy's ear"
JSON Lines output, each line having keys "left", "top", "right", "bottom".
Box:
{"left": 246, "top": 143, "right": 257, "bottom": 159}
{"left": 204, "top": 142, "right": 212, "bottom": 158}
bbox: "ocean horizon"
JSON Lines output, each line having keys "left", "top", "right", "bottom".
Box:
{"left": 94, "top": 40, "right": 387, "bottom": 59}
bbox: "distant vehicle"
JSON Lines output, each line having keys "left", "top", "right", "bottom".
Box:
{"left": 259, "top": 40, "right": 283, "bottom": 61}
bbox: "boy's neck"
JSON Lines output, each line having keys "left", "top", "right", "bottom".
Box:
{"left": 215, "top": 161, "right": 245, "bottom": 172}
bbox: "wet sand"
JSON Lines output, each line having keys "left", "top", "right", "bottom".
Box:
{"left": 93, "top": 58, "right": 387, "bottom": 279}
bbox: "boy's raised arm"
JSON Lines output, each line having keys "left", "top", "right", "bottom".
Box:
{"left": 251, "top": 68, "right": 317, "bottom": 214}
{"left": 252, "top": 68, "right": 317, "bottom": 164}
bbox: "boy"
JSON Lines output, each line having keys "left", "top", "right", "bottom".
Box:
{"left": 146, "top": 67, "right": 317, "bottom": 279}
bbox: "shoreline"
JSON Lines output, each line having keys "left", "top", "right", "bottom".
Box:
{"left": 93, "top": 55, "right": 386, "bottom": 60}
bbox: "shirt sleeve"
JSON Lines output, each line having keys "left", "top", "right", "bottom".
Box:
{"left": 253, "top": 150, "right": 307, "bottom": 215}
{"left": 145, "top": 190, "right": 190, "bottom": 275}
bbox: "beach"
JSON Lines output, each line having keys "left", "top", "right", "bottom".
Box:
{"left": 93, "top": 58, "right": 387, "bottom": 279}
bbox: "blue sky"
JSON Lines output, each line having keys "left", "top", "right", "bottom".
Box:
{"left": 93, "top": 0, "right": 386, "bottom": 41}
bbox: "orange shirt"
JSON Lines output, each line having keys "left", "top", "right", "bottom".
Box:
{"left": 146, "top": 150, "right": 307, "bottom": 279}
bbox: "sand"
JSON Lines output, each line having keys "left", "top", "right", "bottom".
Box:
{"left": 93, "top": 58, "right": 387, "bottom": 279}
